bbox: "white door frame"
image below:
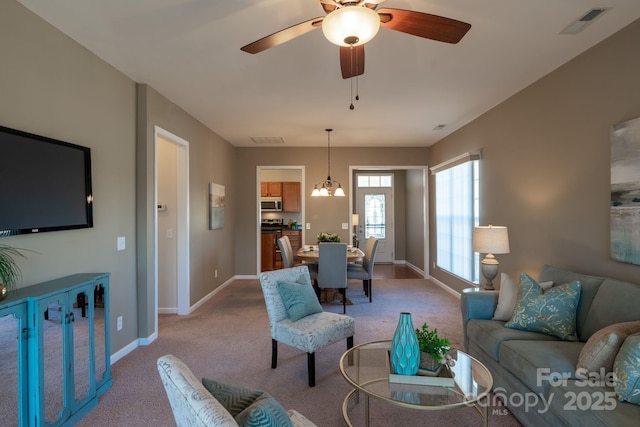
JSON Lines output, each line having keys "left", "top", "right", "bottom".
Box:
{"left": 154, "top": 126, "right": 190, "bottom": 318}
{"left": 349, "top": 166, "right": 429, "bottom": 277}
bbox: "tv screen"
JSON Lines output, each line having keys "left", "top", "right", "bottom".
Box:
{"left": 0, "top": 125, "right": 93, "bottom": 236}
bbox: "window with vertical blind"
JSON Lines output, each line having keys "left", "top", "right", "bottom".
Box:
{"left": 431, "top": 152, "right": 481, "bottom": 283}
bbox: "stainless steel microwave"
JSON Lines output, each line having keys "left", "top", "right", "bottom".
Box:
{"left": 261, "top": 197, "right": 282, "bottom": 212}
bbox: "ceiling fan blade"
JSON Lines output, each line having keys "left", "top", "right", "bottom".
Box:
{"left": 240, "top": 17, "right": 324, "bottom": 54}
{"left": 340, "top": 45, "right": 365, "bottom": 79}
{"left": 377, "top": 8, "right": 471, "bottom": 44}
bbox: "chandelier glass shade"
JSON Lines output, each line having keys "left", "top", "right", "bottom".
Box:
{"left": 322, "top": 6, "right": 381, "bottom": 47}
{"left": 311, "top": 129, "right": 345, "bottom": 197}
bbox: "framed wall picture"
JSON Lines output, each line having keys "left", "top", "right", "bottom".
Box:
{"left": 209, "top": 182, "right": 225, "bottom": 230}
{"left": 610, "top": 117, "right": 640, "bottom": 265}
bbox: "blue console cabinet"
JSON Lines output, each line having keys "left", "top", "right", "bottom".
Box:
{"left": 0, "top": 273, "right": 111, "bottom": 426}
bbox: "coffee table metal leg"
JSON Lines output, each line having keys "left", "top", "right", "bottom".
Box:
{"left": 365, "top": 394, "right": 370, "bottom": 427}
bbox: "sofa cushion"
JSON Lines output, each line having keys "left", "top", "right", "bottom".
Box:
{"left": 578, "top": 321, "right": 640, "bottom": 374}
{"left": 277, "top": 277, "right": 322, "bottom": 321}
{"left": 548, "top": 381, "right": 640, "bottom": 427}
{"left": 538, "top": 264, "right": 605, "bottom": 341}
{"left": 499, "top": 340, "right": 583, "bottom": 396}
{"left": 613, "top": 333, "right": 640, "bottom": 405}
{"left": 467, "top": 319, "right": 561, "bottom": 361}
{"left": 493, "top": 272, "right": 552, "bottom": 321}
{"left": 505, "top": 274, "right": 581, "bottom": 341}
{"left": 581, "top": 278, "right": 640, "bottom": 341}
{"left": 202, "top": 379, "right": 294, "bottom": 427}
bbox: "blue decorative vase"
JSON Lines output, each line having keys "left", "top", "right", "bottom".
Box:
{"left": 390, "top": 312, "right": 420, "bottom": 375}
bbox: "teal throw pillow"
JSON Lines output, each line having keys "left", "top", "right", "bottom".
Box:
{"left": 613, "top": 333, "right": 640, "bottom": 405}
{"left": 202, "top": 379, "right": 294, "bottom": 427}
{"left": 277, "top": 277, "right": 322, "bottom": 321}
{"left": 505, "top": 273, "right": 581, "bottom": 341}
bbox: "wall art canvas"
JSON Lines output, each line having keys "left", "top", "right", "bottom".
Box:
{"left": 611, "top": 117, "right": 640, "bottom": 265}
{"left": 209, "top": 182, "right": 225, "bottom": 230}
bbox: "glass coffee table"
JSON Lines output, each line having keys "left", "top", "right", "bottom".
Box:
{"left": 339, "top": 340, "right": 493, "bottom": 427}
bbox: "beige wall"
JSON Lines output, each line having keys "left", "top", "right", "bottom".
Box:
{"left": 429, "top": 18, "right": 640, "bottom": 293}
{"left": 136, "top": 84, "right": 237, "bottom": 339}
{"left": 235, "top": 147, "right": 429, "bottom": 274}
{"left": 1, "top": 1, "right": 137, "bottom": 352}
{"left": 2, "top": 2, "right": 238, "bottom": 353}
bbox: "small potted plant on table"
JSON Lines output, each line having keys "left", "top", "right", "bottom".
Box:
{"left": 317, "top": 232, "right": 341, "bottom": 243}
{"left": 415, "top": 322, "right": 451, "bottom": 374}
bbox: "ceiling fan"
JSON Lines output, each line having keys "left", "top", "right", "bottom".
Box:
{"left": 240, "top": 0, "right": 471, "bottom": 79}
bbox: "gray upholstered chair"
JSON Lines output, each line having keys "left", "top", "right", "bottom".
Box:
{"left": 317, "top": 242, "right": 348, "bottom": 313}
{"left": 347, "top": 236, "right": 379, "bottom": 302}
{"left": 277, "top": 235, "right": 294, "bottom": 268}
{"left": 258, "top": 266, "right": 355, "bottom": 387}
{"left": 157, "top": 354, "right": 317, "bottom": 426}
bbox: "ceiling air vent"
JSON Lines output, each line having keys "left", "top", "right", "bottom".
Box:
{"left": 433, "top": 124, "right": 447, "bottom": 131}
{"left": 560, "top": 8, "right": 610, "bottom": 35}
{"left": 250, "top": 136, "right": 285, "bottom": 144}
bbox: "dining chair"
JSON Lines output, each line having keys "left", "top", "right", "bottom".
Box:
{"left": 277, "top": 236, "right": 294, "bottom": 268}
{"left": 347, "top": 236, "right": 379, "bottom": 303}
{"left": 317, "top": 242, "right": 348, "bottom": 313}
{"left": 258, "top": 266, "right": 355, "bottom": 387}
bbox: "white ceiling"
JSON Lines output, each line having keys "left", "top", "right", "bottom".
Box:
{"left": 16, "top": 0, "right": 640, "bottom": 147}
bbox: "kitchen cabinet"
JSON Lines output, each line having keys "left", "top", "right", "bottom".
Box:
{"left": 282, "top": 182, "right": 301, "bottom": 212}
{"left": 261, "top": 232, "right": 277, "bottom": 271}
{"left": 0, "top": 273, "right": 111, "bottom": 427}
{"left": 261, "top": 182, "right": 282, "bottom": 197}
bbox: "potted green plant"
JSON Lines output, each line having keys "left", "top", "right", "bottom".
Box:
{"left": 317, "top": 232, "right": 341, "bottom": 243}
{"left": 0, "top": 244, "right": 28, "bottom": 300}
{"left": 415, "top": 322, "right": 451, "bottom": 371}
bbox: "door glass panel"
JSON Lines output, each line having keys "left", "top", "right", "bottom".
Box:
{"left": 43, "top": 299, "right": 65, "bottom": 424}
{"left": 364, "top": 194, "right": 386, "bottom": 239}
{"left": 0, "top": 313, "right": 21, "bottom": 426}
{"left": 73, "top": 290, "right": 91, "bottom": 402}
{"left": 94, "top": 284, "right": 107, "bottom": 384}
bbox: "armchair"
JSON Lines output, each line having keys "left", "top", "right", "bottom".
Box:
{"left": 258, "top": 266, "right": 355, "bottom": 387}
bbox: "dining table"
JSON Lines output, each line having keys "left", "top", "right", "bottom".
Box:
{"left": 296, "top": 245, "right": 365, "bottom": 263}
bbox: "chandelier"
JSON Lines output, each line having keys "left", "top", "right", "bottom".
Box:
{"left": 311, "top": 129, "right": 345, "bottom": 197}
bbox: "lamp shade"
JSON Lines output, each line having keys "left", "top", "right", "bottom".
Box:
{"left": 473, "top": 225, "right": 510, "bottom": 254}
{"left": 352, "top": 213, "right": 359, "bottom": 226}
{"left": 322, "top": 6, "right": 380, "bottom": 47}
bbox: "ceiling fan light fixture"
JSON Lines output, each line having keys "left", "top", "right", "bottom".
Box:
{"left": 322, "top": 6, "right": 380, "bottom": 47}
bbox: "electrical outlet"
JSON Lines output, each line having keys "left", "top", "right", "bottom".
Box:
{"left": 214, "top": 269, "right": 218, "bottom": 278}
{"left": 342, "top": 222, "right": 348, "bottom": 229}
{"left": 117, "top": 316, "right": 123, "bottom": 331}
{"left": 306, "top": 223, "right": 311, "bottom": 229}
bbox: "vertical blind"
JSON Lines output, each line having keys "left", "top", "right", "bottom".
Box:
{"left": 432, "top": 153, "right": 480, "bottom": 283}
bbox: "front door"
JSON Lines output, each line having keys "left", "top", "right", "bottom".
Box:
{"left": 356, "top": 174, "right": 394, "bottom": 263}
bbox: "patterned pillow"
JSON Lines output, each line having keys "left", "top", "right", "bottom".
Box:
{"left": 613, "top": 333, "right": 640, "bottom": 405}
{"left": 202, "top": 379, "right": 294, "bottom": 427}
{"left": 277, "top": 277, "right": 322, "bottom": 321}
{"left": 493, "top": 272, "right": 553, "bottom": 321}
{"left": 505, "top": 273, "right": 581, "bottom": 341}
{"left": 577, "top": 321, "right": 640, "bottom": 373}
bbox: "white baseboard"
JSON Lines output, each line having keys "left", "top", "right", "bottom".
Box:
{"left": 429, "top": 276, "right": 461, "bottom": 299}
{"left": 187, "top": 276, "right": 236, "bottom": 314}
{"left": 110, "top": 339, "right": 139, "bottom": 365}
{"left": 404, "top": 261, "right": 425, "bottom": 277}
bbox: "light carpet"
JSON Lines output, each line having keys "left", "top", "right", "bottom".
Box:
{"left": 75, "top": 277, "right": 523, "bottom": 426}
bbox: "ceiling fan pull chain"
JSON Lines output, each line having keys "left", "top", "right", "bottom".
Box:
{"left": 350, "top": 77, "right": 355, "bottom": 110}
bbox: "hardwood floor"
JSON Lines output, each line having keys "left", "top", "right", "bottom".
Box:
{"left": 372, "top": 263, "right": 423, "bottom": 279}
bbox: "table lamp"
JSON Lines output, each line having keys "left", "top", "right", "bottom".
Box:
{"left": 473, "top": 225, "right": 510, "bottom": 290}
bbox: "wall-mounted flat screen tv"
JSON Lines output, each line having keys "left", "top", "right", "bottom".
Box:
{"left": 0, "top": 125, "right": 93, "bottom": 236}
